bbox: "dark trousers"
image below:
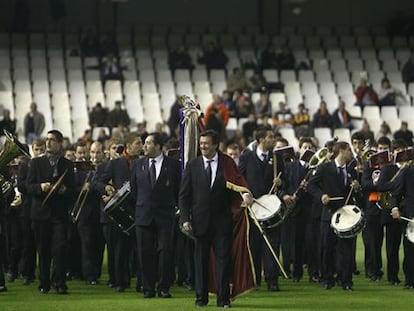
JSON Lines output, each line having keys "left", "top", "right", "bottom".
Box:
{"left": 320, "top": 221, "right": 354, "bottom": 287}
{"left": 78, "top": 221, "right": 104, "bottom": 281}
{"left": 194, "top": 227, "right": 231, "bottom": 307}
{"left": 292, "top": 217, "right": 307, "bottom": 280}
{"left": 136, "top": 220, "right": 174, "bottom": 293}
{"left": 280, "top": 217, "right": 294, "bottom": 275}
{"left": 102, "top": 222, "right": 131, "bottom": 287}
{"left": 174, "top": 225, "right": 195, "bottom": 287}
{"left": 20, "top": 217, "right": 36, "bottom": 279}
{"left": 385, "top": 221, "right": 403, "bottom": 282}
{"left": 66, "top": 221, "right": 82, "bottom": 278}
{"left": 250, "top": 219, "right": 281, "bottom": 286}
{"left": 305, "top": 218, "right": 321, "bottom": 278}
{"left": 403, "top": 226, "right": 414, "bottom": 286}
{"left": 364, "top": 214, "right": 384, "bottom": 277}
{"left": 6, "top": 213, "right": 22, "bottom": 277}
{"left": 33, "top": 219, "right": 67, "bottom": 290}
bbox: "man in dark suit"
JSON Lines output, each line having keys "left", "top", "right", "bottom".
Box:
{"left": 26, "top": 130, "right": 76, "bottom": 294}
{"left": 377, "top": 139, "right": 407, "bottom": 285}
{"left": 282, "top": 137, "right": 316, "bottom": 282}
{"left": 179, "top": 130, "right": 253, "bottom": 308}
{"left": 130, "top": 132, "right": 180, "bottom": 298}
{"left": 238, "top": 125, "right": 284, "bottom": 291}
{"left": 391, "top": 163, "right": 414, "bottom": 289}
{"left": 100, "top": 133, "right": 143, "bottom": 292}
{"left": 308, "top": 141, "right": 360, "bottom": 291}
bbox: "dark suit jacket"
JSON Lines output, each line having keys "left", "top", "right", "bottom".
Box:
{"left": 26, "top": 155, "right": 76, "bottom": 221}
{"left": 179, "top": 153, "right": 237, "bottom": 237}
{"left": 130, "top": 156, "right": 180, "bottom": 226}
{"left": 17, "top": 160, "right": 31, "bottom": 218}
{"left": 391, "top": 165, "right": 414, "bottom": 218}
{"left": 308, "top": 160, "right": 360, "bottom": 222}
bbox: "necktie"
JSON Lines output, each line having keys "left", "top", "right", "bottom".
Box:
{"left": 338, "top": 166, "right": 346, "bottom": 186}
{"left": 149, "top": 159, "right": 156, "bottom": 187}
{"left": 206, "top": 160, "right": 213, "bottom": 187}
{"left": 262, "top": 153, "right": 268, "bottom": 163}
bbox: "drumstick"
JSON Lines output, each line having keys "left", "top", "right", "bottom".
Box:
{"left": 252, "top": 198, "right": 273, "bottom": 212}
{"left": 268, "top": 172, "right": 282, "bottom": 195}
{"left": 329, "top": 196, "right": 345, "bottom": 201}
{"left": 400, "top": 216, "right": 414, "bottom": 223}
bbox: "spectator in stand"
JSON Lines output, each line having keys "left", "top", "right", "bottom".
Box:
{"left": 276, "top": 47, "right": 296, "bottom": 70}
{"left": 221, "top": 90, "right": 234, "bottom": 112}
{"left": 108, "top": 100, "right": 130, "bottom": 132}
{"left": 378, "top": 78, "right": 406, "bottom": 106}
{"left": 100, "top": 53, "right": 123, "bottom": 85}
{"left": 167, "top": 97, "right": 181, "bottom": 139}
{"left": 233, "top": 92, "right": 254, "bottom": 118}
{"left": 168, "top": 46, "right": 194, "bottom": 71}
{"left": 96, "top": 128, "right": 110, "bottom": 145}
{"left": 355, "top": 78, "right": 378, "bottom": 107}
{"left": 332, "top": 100, "right": 353, "bottom": 130}
{"left": 375, "top": 121, "right": 393, "bottom": 141}
{"left": 393, "top": 121, "right": 413, "bottom": 146}
{"left": 226, "top": 143, "right": 241, "bottom": 166}
{"left": 248, "top": 70, "right": 267, "bottom": 92}
{"left": 136, "top": 121, "right": 149, "bottom": 142}
{"left": 260, "top": 45, "right": 278, "bottom": 69}
{"left": 273, "top": 101, "right": 293, "bottom": 129}
{"left": 254, "top": 90, "right": 272, "bottom": 118}
{"left": 0, "top": 109, "right": 16, "bottom": 136}
{"left": 293, "top": 103, "right": 311, "bottom": 138}
{"left": 312, "top": 101, "right": 332, "bottom": 128}
{"left": 357, "top": 119, "right": 375, "bottom": 143}
{"left": 226, "top": 68, "right": 249, "bottom": 93}
{"left": 205, "top": 108, "right": 226, "bottom": 141}
{"left": 89, "top": 102, "right": 109, "bottom": 129}
{"left": 402, "top": 53, "right": 414, "bottom": 85}
{"left": 99, "top": 33, "right": 118, "bottom": 59}
{"left": 197, "top": 41, "right": 228, "bottom": 71}
{"left": 242, "top": 113, "right": 258, "bottom": 144}
{"left": 80, "top": 28, "right": 99, "bottom": 57}
{"left": 23, "top": 102, "right": 45, "bottom": 144}
{"left": 204, "top": 95, "right": 230, "bottom": 127}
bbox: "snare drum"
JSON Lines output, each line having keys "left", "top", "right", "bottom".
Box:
{"left": 104, "top": 182, "right": 135, "bottom": 235}
{"left": 406, "top": 221, "right": 414, "bottom": 243}
{"left": 330, "top": 205, "right": 366, "bottom": 238}
{"left": 250, "top": 194, "right": 285, "bottom": 229}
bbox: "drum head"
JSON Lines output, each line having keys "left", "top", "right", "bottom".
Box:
{"left": 406, "top": 222, "right": 414, "bottom": 243}
{"left": 331, "top": 205, "right": 362, "bottom": 231}
{"left": 251, "top": 194, "right": 280, "bottom": 220}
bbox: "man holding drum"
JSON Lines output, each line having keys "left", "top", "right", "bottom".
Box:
{"left": 308, "top": 141, "right": 361, "bottom": 291}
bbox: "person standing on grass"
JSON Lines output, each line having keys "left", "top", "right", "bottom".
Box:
{"left": 26, "top": 130, "right": 76, "bottom": 294}
{"left": 130, "top": 133, "right": 181, "bottom": 299}
{"left": 179, "top": 130, "right": 255, "bottom": 308}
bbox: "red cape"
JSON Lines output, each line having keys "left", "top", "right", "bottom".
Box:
{"left": 207, "top": 153, "right": 256, "bottom": 299}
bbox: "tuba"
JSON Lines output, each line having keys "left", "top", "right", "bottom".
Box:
{"left": 0, "top": 130, "right": 31, "bottom": 202}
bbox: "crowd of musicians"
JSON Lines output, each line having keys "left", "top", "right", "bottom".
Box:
{"left": 0, "top": 123, "right": 414, "bottom": 307}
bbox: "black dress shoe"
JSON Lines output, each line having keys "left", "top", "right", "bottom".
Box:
{"left": 404, "top": 284, "right": 414, "bottom": 289}
{"left": 107, "top": 282, "right": 116, "bottom": 288}
{"left": 353, "top": 270, "right": 360, "bottom": 276}
{"left": 38, "top": 287, "right": 49, "bottom": 294}
{"left": 195, "top": 301, "right": 207, "bottom": 308}
{"left": 87, "top": 280, "right": 98, "bottom": 285}
{"left": 323, "top": 282, "right": 334, "bottom": 290}
{"left": 309, "top": 276, "right": 320, "bottom": 283}
{"left": 389, "top": 279, "right": 401, "bottom": 286}
{"left": 115, "top": 286, "right": 126, "bottom": 292}
{"left": 342, "top": 285, "right": 353, "bottom": 291}
{"left": 267, "top": 284, "right": 280, "bottom": 292}
{"left": 292, "top": 277, "right": 301, "bottom": 283}
{"left": 158, "top": 290, "right": 172, "bottom": 298}
{"left": 0, "top": 285, "right": 8, "bottom": 292}
{"left": 143, "top": 291, "right": 156, "bottom": 298}
{"left": 135, "top": 285, "right": 143, "bottom": 292}
{"left": 217, "top": 303, "right": 231, "bottom": 308}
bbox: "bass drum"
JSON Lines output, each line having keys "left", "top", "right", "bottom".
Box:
{"left": 250, "top": 194, "right": 285, "bottom": 229}
{"left": 406, "top": 221, "right": 414, "bottom": 243}
{"left": 104, "top": 182, "right": 135, "bottom": 235}
{"left": 331, "top": 205, "right": 366, "bottom": 238}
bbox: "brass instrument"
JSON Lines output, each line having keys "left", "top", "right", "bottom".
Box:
{"left": 71, "top": 167, "right": 96, "bottom": 223}
{"left": 0, "top": 130, "right": 31, "bottom": 202}
{"left": 41, "top": 169, "right": 68, "bottom": 207}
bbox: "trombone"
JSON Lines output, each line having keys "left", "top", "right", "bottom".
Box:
{"left": 71, "top": 165, "right": 96, "bottom": 223}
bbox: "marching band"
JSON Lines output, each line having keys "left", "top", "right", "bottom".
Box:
{"left": 0, "top": 120, "right": 414, "bottom": 306}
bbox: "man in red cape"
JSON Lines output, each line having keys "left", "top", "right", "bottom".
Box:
{"left": 180, "top": 130, "right": 255, "bottom": 308}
